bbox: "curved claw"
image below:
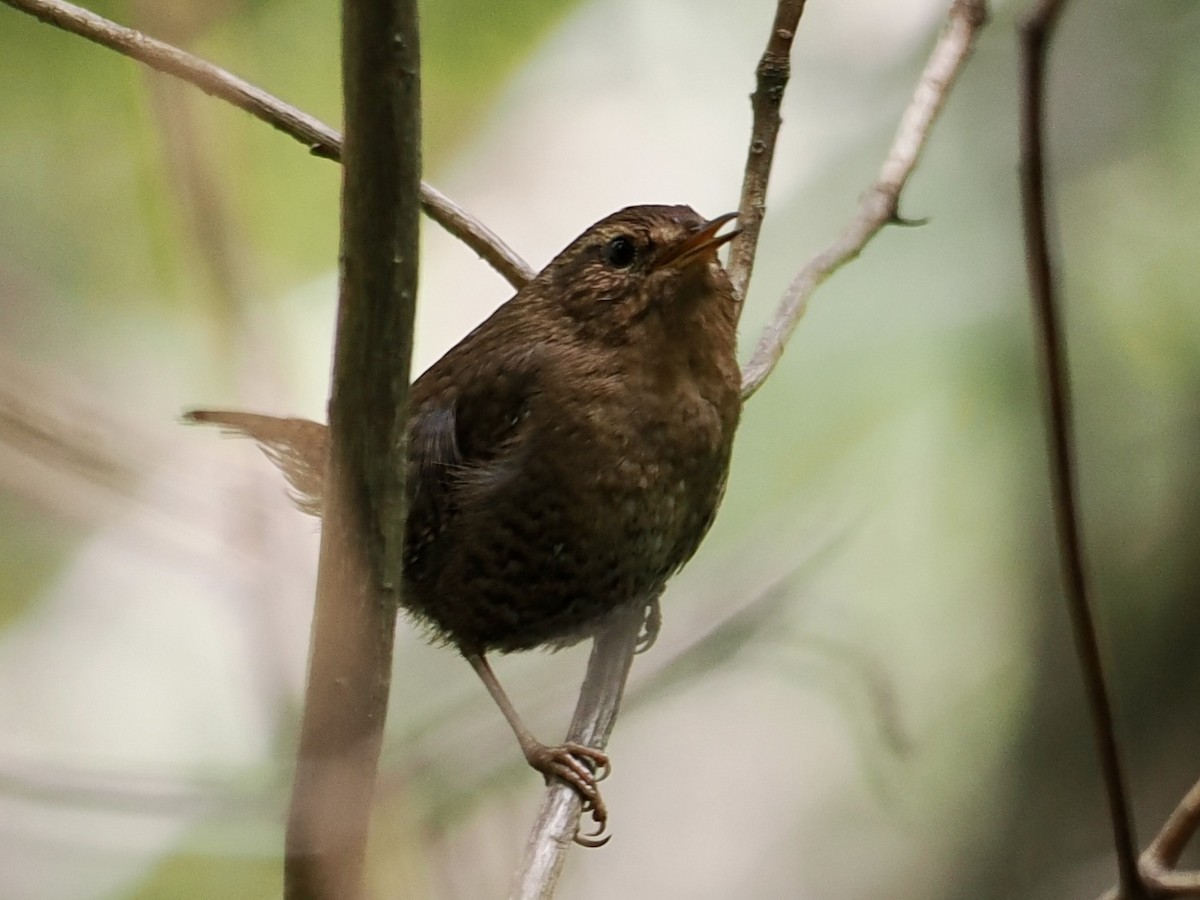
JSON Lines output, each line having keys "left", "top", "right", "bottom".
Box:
{"left": 574, "top": 812, "right": 612, "bottom": 848}
{"left": 573, "top": 789, "right": 610, "bottom": 847}
{"left": 525, "top": 741, "right": 613, "bottom": 848}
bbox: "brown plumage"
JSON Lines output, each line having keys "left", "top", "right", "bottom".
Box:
{"left": 186, "top": 204, "right": 742, "bottom": 842}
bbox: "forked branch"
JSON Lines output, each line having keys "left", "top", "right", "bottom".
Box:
{"left": 1135, "top": 776, "right": 1200, "bottom": 895}
{"left": 740, "top": 0, "right": 989, "bottom": 399}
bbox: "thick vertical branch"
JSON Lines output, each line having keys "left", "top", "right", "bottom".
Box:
{"left": 727, "top": 0, "right": 808, "bottom": 303}
{"left": 1017, "top": 2, "right": 1143, "bottom": 898}
{"left": 282, "top": 0, "right": 420, "bottom": 897}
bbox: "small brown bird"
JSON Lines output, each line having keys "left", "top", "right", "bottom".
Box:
{"left": 187, "top": 204, "right": 742, "bottom": 842}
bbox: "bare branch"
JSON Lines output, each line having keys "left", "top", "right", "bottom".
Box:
{"left": 0, "top": 0, "right": 534, "bottom": 290}
{"left": 727, "top": 0, "right": 809, "bottom": 303}
{"left": 1141, "top": 777, "right": 1200, "bottom": 891}
{"left": 739, "top": 0, "right": 989, "bottom": 399}
{"left": 509, "top": 605, "right": 644, "bottom": 900}
{"left": 419, "top": 181, "right": 535, "bottom": 289}
{"left": 281, "top": 0, "right": 421, "bottom": 894}
{"left": 1097, "top": 775, "right": 1200, "bottom": 898}
{"left": 1017, "top": 2, "right": 1146, "bottom": 898}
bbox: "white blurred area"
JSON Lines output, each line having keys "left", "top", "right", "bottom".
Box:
{"left": 0, "top": 0, "right": 1062, "bottom": 897}
{"left": 412, "top": 0, "right": 947, "bottom": 374}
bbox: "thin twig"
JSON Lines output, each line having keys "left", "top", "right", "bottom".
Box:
{"left": 1137, "top": 776, "right": 1200, "bottom": 895}
{"left": 739, "top": 0, "right": 989, "bottom": 400}
{"left": 0, "top": 0, "right": 534, "bottom": 290}
{"left": 727, "top": 0, "right": 808, "bottom": 303}
{"left": 1098, "top": 776, "right": 1200, "bottom": 898}
{"left": 281, "top": 0, "right": 421, "bottom": 894}
{"left": 509, "top": 605, "right": 644, "bottom": 900}
{"left": 1017, "top": 3, "right": 1145, "bottom": 898}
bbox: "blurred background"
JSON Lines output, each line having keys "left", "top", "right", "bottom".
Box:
{"left": 1, "top": 0, "right": 1198, "bottom": 896}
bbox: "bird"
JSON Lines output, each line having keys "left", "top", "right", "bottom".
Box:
{"left": 186, "top": 203, "right": 742, "bottom": 843}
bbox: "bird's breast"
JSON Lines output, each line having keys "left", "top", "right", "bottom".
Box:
{"left": 564, "top": 371, "right": 736, "bottom": 561}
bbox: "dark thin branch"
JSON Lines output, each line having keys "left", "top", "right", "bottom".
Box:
{"left": 510, "top": 605, "right": 644, "bottom": 900}
{"left": 727, "top": 0, "right": 808, "bottom": 303}
{"left": 1017, "top": 3, "right": 1144, "bottom": 898}
{"left": 0, "top": 0, "right": 534, "bottom": 290}
{"left": 281, "top": 0, "right": 421, "bottom": 895}
{"left": 740, "top": 0, "right": 989, "bottom": 399}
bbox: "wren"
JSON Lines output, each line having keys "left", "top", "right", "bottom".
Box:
{"left": 187, "top": 204, "right": 742, "bottom": 843}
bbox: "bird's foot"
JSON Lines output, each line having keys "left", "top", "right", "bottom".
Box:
{"left": 635, "top": 597, "right": 662, "bottom": 654}
{"left": 525, "top": 741, "right": 612, "bottom": 846}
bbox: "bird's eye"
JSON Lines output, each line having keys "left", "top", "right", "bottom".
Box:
{"left": 602, "top": 235, "right": 637, "bottom": 269}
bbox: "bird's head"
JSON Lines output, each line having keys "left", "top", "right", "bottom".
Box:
{"left": 540, "top": 204, "right": 739, "bottom": 341}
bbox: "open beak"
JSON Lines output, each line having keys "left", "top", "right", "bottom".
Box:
{"left": 655, "top": 212, "right": 740, "bottom": 270}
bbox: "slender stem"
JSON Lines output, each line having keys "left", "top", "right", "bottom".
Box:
{"left": 281, "top": 0, "right": 421, "bottom": 894}
{"left": 727, "top": 0, "right": 809, "bottom": 303}
{"left": 740, "top": 0, "right": 989, "bottom": 399}
{"left": 0, "top": 0, "right": 534, "bottom": 289}
{"left": 1136, "top": 776, "right": 1200, "bottom": 895}
{"left": 509, "top": 606, "right": 644, "bottom": 900}
{"left": 1017, "top": 2, "right": 1144, "bottom": 898}
{"left": 1146, "top": 777, "right": 1200, "bottom": 874}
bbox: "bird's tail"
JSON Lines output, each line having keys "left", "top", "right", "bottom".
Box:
{"left": 183, "top": 409, "right": 328, "bottom": 516}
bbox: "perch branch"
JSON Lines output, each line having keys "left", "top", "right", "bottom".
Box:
{"left": 0, "top": 0, "right": 534, "bottom": 289}
{"left": 727, "top": 0, "right": 809, "bottom": 302}
{"left": 509, "top": 605, "right": 644, "bottom": 900}
{"left": 281, "top": 0, "right": 420, "bottom": 895}
{"left": 1017, "top": 2, "right": 1144, "bottom": 898}
{"left": 739, "top": 0, "right": 989, "bottom": 399}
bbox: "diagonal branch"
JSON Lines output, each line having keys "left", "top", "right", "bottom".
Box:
{"left": 727, "top": 0, "right": 809, "bottom": 303}
{"left": 1098, "top": 775, "right": 1200, "bottom": 898}
{"left": 509, "top": 606, "right": 644, "bottom": 900}
{"left": 1135, "top": 776, "right": 1200, "bottom": 895}
{"left": 739, "top": 0, "right": 989, "bottom": 400}
{"left": 0, "top": 0, "right": 534, "bottom": 290}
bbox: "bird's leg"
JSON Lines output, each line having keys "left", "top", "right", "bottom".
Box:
{"left": 635, "top": 595, "right": 663, "bottom": 654}
{"left": 466, "top": 652, "right": 611, "bottom": 845}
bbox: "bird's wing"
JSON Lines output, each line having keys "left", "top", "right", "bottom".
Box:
{"left": 403, "top": 360, "right": 539, "bottom": 582}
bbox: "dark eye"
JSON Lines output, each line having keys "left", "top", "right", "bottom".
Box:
{"left": 602, "top": 235, "right": 637, "bottom": 269}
